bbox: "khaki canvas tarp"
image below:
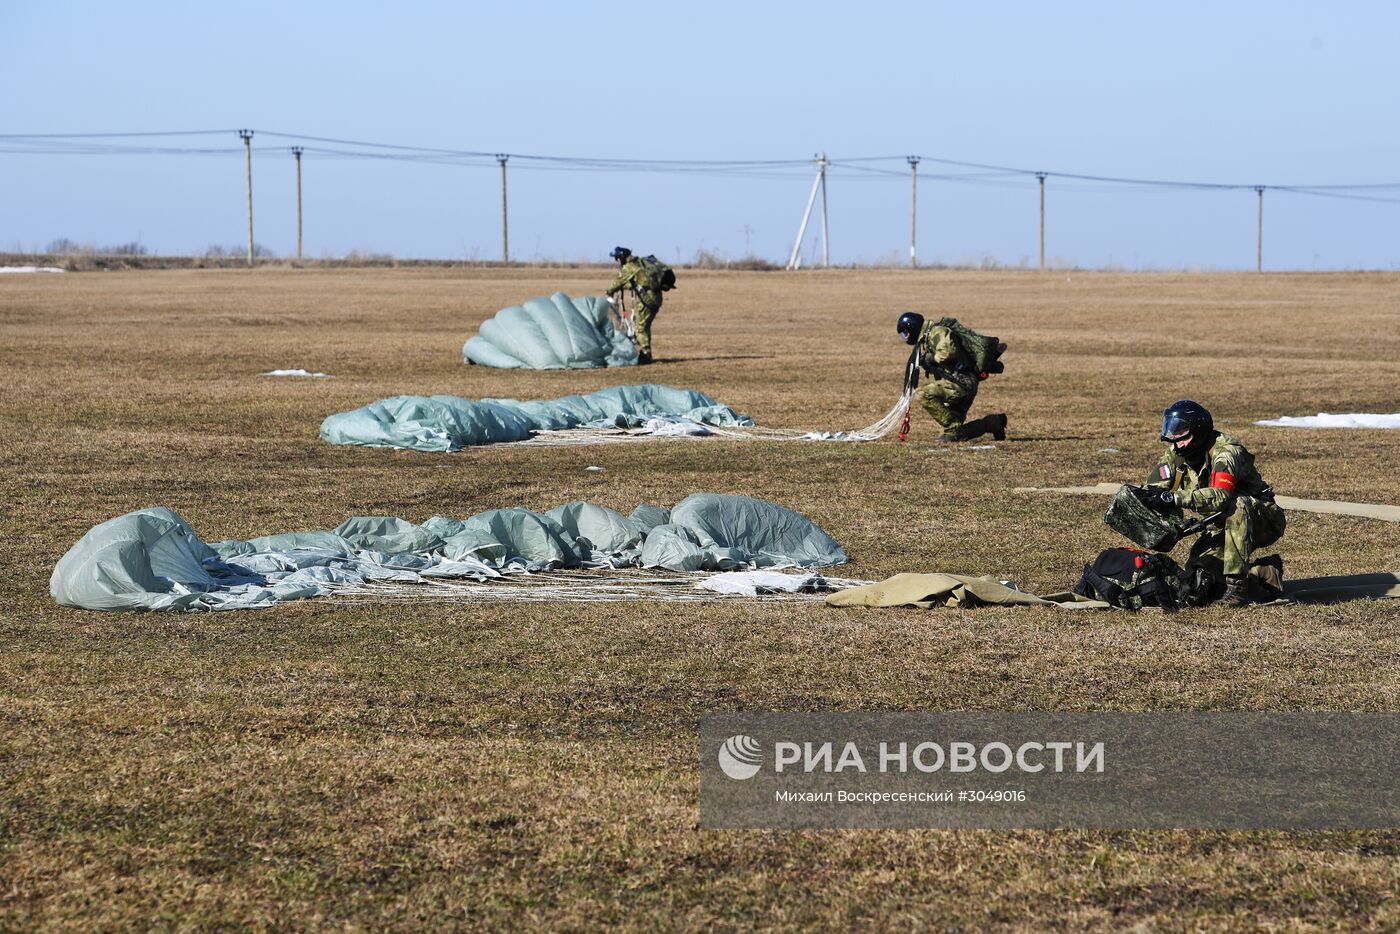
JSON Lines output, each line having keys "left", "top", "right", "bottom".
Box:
{"left": 826, "top": 573, "right": 1110, "bottom": 610}
{"left": 827, "top": 571, "right": 1400, "bottom": 610}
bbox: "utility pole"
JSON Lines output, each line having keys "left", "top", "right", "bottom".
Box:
{"left": 497, "top": 154, "right": 509, "bottom": 264}
{"left": 292, "top": 146, "right": 304, "bottom": 260}
{"left": 1036, "top": 172, "right": 1047, "bottom": 271}
{"left": 239, "top": 129, "right": 255, "bottom": 266}
{"left": 818, "top": 151, "right": 829, "bottom": 267}
{"left": 1255, "top": 186, "right": 1265, "bottom": 273}
{"left": 908, "top": 155, "right": 920, "bottom": 268}
{"left": 786, "top": 155, "right": 825, "bottom": 270}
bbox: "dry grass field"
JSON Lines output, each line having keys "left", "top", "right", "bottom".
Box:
{"left": 2, "top": 266, "right": 1398, "bottom": 930}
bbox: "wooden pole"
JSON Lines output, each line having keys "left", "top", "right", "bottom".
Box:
{"left": 1036, "top": 172, "right": 1046, "bottom": 271}
{"left": 908, "top": 155, "right": 920, "bottom": 268}
{"left": 1255, "top": 186, "right": 1264, "bottom": 273}
{"left": 497, "top": 154, "right": 509, "bottom": 264}
{"left": 292, "top": 146, "right": 303, "bottom": 260}
{"left": 239, "top": 130, "right": 254, "bottom": 266}
{"left": 818, "top": 151, "right": 829, "bottom": 268}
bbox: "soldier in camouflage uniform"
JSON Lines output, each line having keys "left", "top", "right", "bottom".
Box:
{"left": 1144, "top": 400, "right": 1286, "bottom": 607}
{"left": 896, "top": 312, "right": 1007, "bottom": 443}
{"left": 605, "top": 246, "right": 663, "bottom": 364}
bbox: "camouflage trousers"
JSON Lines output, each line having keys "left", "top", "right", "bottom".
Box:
{"left": 633, "top": 299, "right": 661, "bottom": 355}
{"left": 1188, "top": 495, "right": 1287, "bottom": 576}
{"left": 914, "top": 374, "right": 995, "bottom": 440}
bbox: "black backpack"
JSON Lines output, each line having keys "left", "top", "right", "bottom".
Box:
{"left": 1074, "top": 548, "right": 1183, "bottom": 611}
{"left": 639, "top": 254, "right": 677, "bottom": 291}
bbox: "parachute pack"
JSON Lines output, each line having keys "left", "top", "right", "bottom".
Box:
{"left": 1074, "top": 547, "right": 1286, "bottom": 611}
{"left": 933, "top": 317, "right": 1003, "bottom": 374}
{"left": 639, "top": 255, "right": 677, "bottom": 292}
{"left": 1074, "top": 547, "right": 1184, "bottom": 610}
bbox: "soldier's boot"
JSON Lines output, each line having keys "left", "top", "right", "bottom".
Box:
{"left": 946, "top": 415, "right": 1006, "bottom": 442}
{"left": 1214, "top": 575, "right": 1253, "bottom": 608}
{"left": 988, "top": 413, "right": 1008, "bottom": 441}
{"left": 637, "top": 351, "right": 653, "bottom": 365}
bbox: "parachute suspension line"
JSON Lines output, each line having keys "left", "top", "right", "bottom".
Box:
{"left": 705, "top": 385, "right": 914, "bottom": 443}
{"left": 508, "top": 346, "right": 922, "bottom": 448}
{"left": 322, "top": 571, "right": 874, "bottom": 604}
{"left": 512, "top": 387, "right": 913, "bottom": 447}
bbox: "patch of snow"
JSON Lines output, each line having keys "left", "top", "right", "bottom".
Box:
{"left": 0, "top": 266, "right": 65, "bottom": 274}
{"left": 1255, "top": 413, "right": 1400, "bottom": 430}
{"left": 585, "top": 465, "right": 605, "bottom": 472}
{"left": 1098, "top": 447, "right": 1120, "bottom": 453}
{"left": 261, "top": 368, "right": 333, "bottom": 378}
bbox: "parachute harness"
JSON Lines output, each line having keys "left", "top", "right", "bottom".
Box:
{"left": 897, "top": 345, "right": 921, "bottom": 443}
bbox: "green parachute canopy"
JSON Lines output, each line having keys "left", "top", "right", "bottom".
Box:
{"left": 51, "top": 494, "right": 848, "bottom": 612}
{"left": 320, "top": 384, "right": 753, "bottom": 451}
{"left": 464, "top": 292, "right": 637, "bottom": 369}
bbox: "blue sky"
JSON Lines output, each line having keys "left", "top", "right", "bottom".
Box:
{"left": 2, "top": 1, "right": 1397, "bottom": 268}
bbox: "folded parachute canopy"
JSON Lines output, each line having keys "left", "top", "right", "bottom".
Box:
{"left": 320, "top": 384, "right": 753, "bottom": 452}
{"left": 464, "top": 292, "right": 637, "bottom": 369}
{"left": 51, "top": 494, "right": 848, "bottom": 612}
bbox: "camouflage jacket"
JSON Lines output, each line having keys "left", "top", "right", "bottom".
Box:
{"left": 607, "top": 257, "right": 657, "bottom": 300}
{"left": 1145, "top": 432, "right": 1271, "bottom": 514}
{"left": 917, "top": 321, "right": 974, "bottom": 380}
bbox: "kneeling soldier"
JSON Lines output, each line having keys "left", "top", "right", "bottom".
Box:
{"left": 897, "top": 311, "right": 1007, "bottom": 443}
{"left": 1145, "top": 399, "right": 1286, "bottom": 607}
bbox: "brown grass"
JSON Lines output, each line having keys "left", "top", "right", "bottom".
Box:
{"left": 1, "top": 267, "right": 1398, "bottom": 930}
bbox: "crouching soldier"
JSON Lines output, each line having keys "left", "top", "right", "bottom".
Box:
{"left": 1145, "top": 400, "right": 1286, "bottom": 607}
{"left": 896, "top": 311, "right": 1007, "bottom": 443}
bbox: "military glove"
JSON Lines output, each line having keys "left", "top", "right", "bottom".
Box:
{"left": 1156, "top": 490, "right": 1179, "bottom": 509}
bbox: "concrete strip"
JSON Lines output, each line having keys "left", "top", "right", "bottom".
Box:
{"left": 1015, "top": 483, "right": 1400, "bottom": 523}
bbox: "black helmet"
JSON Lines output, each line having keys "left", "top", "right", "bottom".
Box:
{"left": 896, "top": 311, "right": 925, "bottom": 345}
{"left": 610, "top": 246, "right": 632, "bottom": 262}
{"left": 1160, "top": 400, "right": 1214, "bottom": 456}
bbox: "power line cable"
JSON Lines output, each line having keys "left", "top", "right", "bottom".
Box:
{"left": 0, "top": 129, "right": 238, "bottom": 139}
{"left": 1273, "top": 186, "right": 1400, "bottom": 205}
{"left": 4, "top": 129, "right": 1400, "bottom": 193}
